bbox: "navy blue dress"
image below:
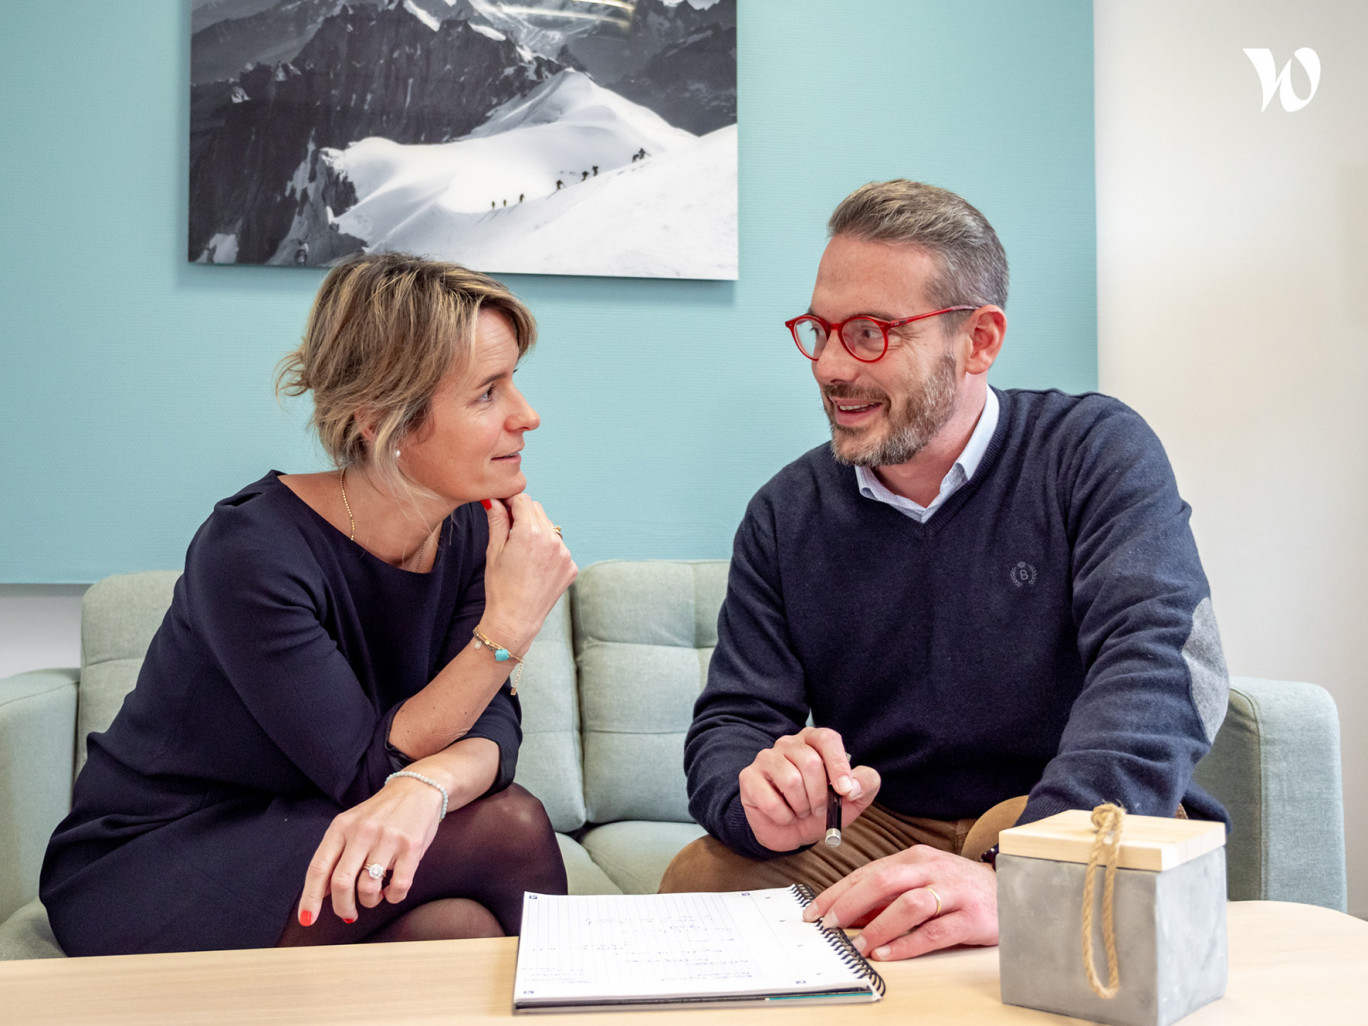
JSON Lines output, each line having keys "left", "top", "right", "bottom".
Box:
{"left": 40, "top": 472, "right": 520, "bottom": 955}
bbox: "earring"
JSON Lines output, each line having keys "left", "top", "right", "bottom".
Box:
{"left": 394, "top": 449, "right": 401, "bottom": 459}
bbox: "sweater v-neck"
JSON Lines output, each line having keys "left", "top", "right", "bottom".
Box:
{"left": 857, "top": 387, "right": 1013, "bottom": 536}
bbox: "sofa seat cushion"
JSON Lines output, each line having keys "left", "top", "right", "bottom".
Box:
{"left": 0, "top": 899, "right": 63, "bottom": 960}
{"left": 579, "top": 821, "right": 707, "bottom": 895}
{"left": 556, "top": 834, "right": 622, "bottom": 896}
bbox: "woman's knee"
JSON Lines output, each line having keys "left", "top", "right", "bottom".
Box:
{"left": 467, "top": 784, "right": 557, "bottom": 850}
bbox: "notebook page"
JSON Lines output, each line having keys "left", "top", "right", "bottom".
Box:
{"left": 514, "top": 888, "right": 867, "bottom": 1002}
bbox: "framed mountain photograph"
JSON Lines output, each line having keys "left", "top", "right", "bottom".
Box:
{"left": 189, "top": 0, "right": 737, "bottom": 279}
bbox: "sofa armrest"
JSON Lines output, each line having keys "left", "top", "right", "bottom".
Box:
{"left": 0, "top": 669, "right": 78, "bottom": 922}
{"left": 1193, "top": 676, "right": 1346, "bottom": 910}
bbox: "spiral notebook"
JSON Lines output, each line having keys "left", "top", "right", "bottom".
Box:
{"left": 512, "top": 885, "right": 885, "bottom": 1012}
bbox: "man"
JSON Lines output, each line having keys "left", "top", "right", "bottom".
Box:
{"left": 660, "top": 180, "right": 1228, "bottom": 963}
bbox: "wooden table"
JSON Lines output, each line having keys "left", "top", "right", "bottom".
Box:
{"left": 4, "top": 901, "right": 1363, "bottom": 1024}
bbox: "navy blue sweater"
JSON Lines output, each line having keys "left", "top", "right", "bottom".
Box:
{"left": 685, "top": 389, "right": 1229, "bottom": 859}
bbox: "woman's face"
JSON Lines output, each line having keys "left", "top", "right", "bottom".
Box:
{"left": 398, "top": 309, "right": 540, "bottom": 505}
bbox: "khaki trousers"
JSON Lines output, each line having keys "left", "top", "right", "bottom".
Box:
{"left": 658, "top": 796, "right": 1029, "bottom": 894}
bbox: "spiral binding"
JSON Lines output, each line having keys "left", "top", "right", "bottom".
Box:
{"left": 790, "top": 884, "right": 888, "bottom": 996}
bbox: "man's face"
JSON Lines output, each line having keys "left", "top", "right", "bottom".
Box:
{"left": 808, "top": 235, "right": 963, "bottom": 467}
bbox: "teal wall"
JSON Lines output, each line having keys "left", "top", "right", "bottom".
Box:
{"left": 0, "top": 1, "right": 1095, "bottom": 583}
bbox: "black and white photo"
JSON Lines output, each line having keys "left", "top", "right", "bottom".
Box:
{"left": 190, "top": 0, "right": 737, "bottom": 278}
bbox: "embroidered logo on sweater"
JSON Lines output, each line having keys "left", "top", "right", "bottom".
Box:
{"left": 1009, "top": 561, "right": 1038, "bottom": 587}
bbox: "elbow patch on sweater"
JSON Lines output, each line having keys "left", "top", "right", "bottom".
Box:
{"left": 1183, "top": 596, "right": 1229, "bottom": 742}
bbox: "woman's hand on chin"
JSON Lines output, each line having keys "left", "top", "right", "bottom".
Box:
{"left": 479, "top": 494, "right": 577, "bottom": 650}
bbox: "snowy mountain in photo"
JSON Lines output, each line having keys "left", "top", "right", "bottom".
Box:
{"left": 609, "top": 21, "right": 736, "bottom": 134}
{"left": 191, "top": 0, "right": 482, "bottom": 84}
{"left": 192, "top": 0, "right": 291, "bottom": 35}
{"left": 191, "top": 0, "right": 345, "bottom": 84}
{"left": 275, "top": 70, "right": 735, "bottom": 277}
{"left": 189, "top": 0, "right": 737, "bottom": 277}
{"left": 461, "top": 0, "right": 628, "bottom": 57}
{"left": 441, "top": 123, "right": 738, "bottom": 279}
{"left": 190, "top": 2, "right": 563, "bottom": 263}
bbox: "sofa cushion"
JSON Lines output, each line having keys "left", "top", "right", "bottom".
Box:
{"left": 77, "top": 571, "right": 180, "bottom": 770}
{"left": 579, "top": 821, "right": 708, "bottom": 895}
{"left": 0, "top": 899, "right": 63, "bottom": 959}
{"left": 572, "top": 560, "right": 728, "bottom": 824}
{"left": 511, "top": 594, "right": 587, "bottom": 832}
{"left": 556, "top": 834, "right": 622, "bottom": 896}
{"left": 0, "top": 670, "right": 78, "bottom": 922}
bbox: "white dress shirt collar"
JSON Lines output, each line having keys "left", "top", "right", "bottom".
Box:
{"left": 854, "top": 387, "right": 1000, "bottom": 522}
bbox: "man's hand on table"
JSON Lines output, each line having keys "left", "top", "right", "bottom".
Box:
{"left": 803, "top": 845, "right": 999, "bottom": 960}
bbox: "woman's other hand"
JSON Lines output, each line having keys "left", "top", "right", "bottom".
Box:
{"left": 480, "top": 494, "right": 577, "bottom": 650}
{"left": 296, "top": 739, "right": 498, "bottom": 926}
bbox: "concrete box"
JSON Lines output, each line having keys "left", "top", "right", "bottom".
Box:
{"left": 997, "top": 811, "right": 1227, "bottom": 1026}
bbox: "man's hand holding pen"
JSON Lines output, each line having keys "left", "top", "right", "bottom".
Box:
{"left": 737, "top": 726, "right": 881, "bottom": 853}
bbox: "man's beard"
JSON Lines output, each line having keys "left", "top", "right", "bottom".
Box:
{"left": 824, "top": 347, "right": 959, "bottom": 467}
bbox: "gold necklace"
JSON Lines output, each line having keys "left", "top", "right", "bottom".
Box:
{"left": 339, "top": 468, "right": 434, "bottom": 572}
{"left": 340, "top": 468, "right": 356, "bottom": 540}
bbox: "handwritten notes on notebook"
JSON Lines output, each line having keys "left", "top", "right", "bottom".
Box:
{"left": 512, "top": 886, "right": 884, "bottom": 1012}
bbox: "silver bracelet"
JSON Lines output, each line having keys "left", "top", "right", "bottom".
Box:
{"left": 385, "top": 770, "right": 449, "bottom": 820}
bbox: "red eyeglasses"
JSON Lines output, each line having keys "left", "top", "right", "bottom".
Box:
{"left": 785, "top": 307, "right": 977, "bottom": 363}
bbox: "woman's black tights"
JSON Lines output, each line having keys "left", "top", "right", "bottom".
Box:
{"left": 277, "top": 784, "right": 566, "bottom": 946}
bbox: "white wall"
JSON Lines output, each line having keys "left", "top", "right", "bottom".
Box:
{"left": 1096, "top": 1, "right": 1366, "bottom": 915}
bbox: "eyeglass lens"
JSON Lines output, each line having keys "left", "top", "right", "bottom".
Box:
{"left": 792, "top": 317, "right": 886, "bottom": 360}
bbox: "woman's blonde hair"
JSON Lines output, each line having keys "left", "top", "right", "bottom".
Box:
{"left": 277, "top": 252, "right": 536, "bottom": 494}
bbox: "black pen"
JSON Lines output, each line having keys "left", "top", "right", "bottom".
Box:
{"left": 825, "top": 782, "right": 842, "bottom": 847}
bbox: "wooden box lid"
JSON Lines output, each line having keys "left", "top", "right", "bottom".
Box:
{"left": 999, "top": 810, "right": 1226, "bottom": 871}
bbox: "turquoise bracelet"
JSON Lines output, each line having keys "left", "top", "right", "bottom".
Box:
{"left": 386, "top": 770, "right": 448, "bottom": 820}
{"left": 472, "top": 627, "right": 525, "bottom": 694}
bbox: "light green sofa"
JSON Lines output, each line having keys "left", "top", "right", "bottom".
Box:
{"left": 0, "top": 561, "right": 1348, "bottom": 959}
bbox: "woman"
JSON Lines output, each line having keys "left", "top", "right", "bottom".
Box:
{"left": 41, "top": 253, "right": 576, "bottom": 953}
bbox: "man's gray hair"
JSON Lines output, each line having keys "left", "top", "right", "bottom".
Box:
{"left": 828, "top": 180, "right": 1009, "bottom": 310}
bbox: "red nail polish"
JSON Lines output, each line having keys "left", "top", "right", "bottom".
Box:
{"left": 299, "top": 910, "right": 313, "bottom": 927}
{"left": 344, "top": 917, "right": 356, "bottom": 924}
{"left": 480, "top": 499, "right": 492, "bottom": 510}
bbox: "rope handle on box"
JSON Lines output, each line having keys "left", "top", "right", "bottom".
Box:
{"left": 1081, "top": 803, "right": 1126, "bottom": 999}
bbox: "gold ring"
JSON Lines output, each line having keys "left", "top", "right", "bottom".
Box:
{"left": 925, "top": 885, "right": 942, "bottom": 918}
{"left": 552, "top": 525, "right": 563, "bottom": 537}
